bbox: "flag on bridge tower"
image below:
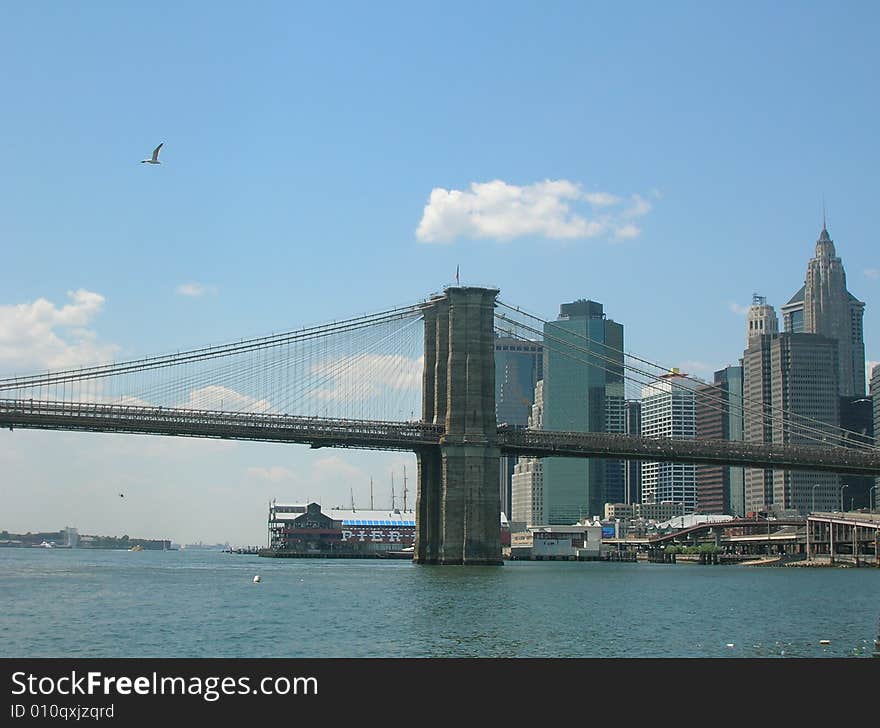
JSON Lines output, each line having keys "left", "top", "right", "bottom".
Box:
{"left": 455, "top": 265, "right": 460, "bottom": 285}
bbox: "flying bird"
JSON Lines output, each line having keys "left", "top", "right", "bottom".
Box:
{"left": 119, "top": 493, "right": 125, "bottom": 498}
{"left": 141, "top": 143, "right": 163, "bottom": 164}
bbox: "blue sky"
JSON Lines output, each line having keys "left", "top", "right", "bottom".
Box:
{"left": 1, "top": 2, "right": 878, "bottom": 544}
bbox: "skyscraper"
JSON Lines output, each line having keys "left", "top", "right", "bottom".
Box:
{"left": 541, "top": 300, "right": 625, "bottom": 523}
{"left": 640, "top": 370, "right": 701, "bottom": 513}
{"left": 780, "top": 224, "right": 866, "bottom": 397}
{"left": 494, "top": 334, "right": 543, "bottom": 518}
{"left": 838, "top": 395, "right": 874, "bottom": 509}
{"left": 623, "top": 399, "right": 642, "bottom": 505}
{"left": 743, "top": 329, "right": 840, "bottom": 515}
{"left": 511, "top": 381, "right": 544, "bottom": 528}
{"left": 695, "top": 366, "right": 745, "bottom": 515}
{"left": 871, "top": 365, "right": 880, "bottom": 507}
{"left": 746, "top": 294, "right": 779, "bottom": 348}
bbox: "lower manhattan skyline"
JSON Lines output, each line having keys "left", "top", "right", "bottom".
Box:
{"left": 1, "top": 1, "right": 878, "bottom": 550}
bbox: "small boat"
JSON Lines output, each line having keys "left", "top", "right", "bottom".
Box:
{"left": 129, "top": 544, "right": 144, "bottom": 552}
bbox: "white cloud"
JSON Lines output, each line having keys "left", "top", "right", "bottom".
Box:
{"left": 728, "top": 302, "right": 750, "bottom": 315}
{"left": 584, "top": 192, "right": 620, "bottom": 207}
{"left": 614, "top": 224, "right": 641, "bottom": 240}
{"left": 416, "top": 179, "right": 654, "bottom": 243}
{"left": 623, "top": 194, "right": 652, "bottom": 219}
{"left": 184, "top": 385, "right": 272, "bottom": 413}
{"left": 0, "top": 289, "right": 119, "bottom": 373}
{"left": 864, "top": 269, "right": 879, "bottom": 280}
{"left": 176, "top": 282, "right": 216, "bottom": 297}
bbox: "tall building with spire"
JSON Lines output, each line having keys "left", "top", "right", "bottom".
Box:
{"left": 780, "top": 223, "right": 866, "bottom": 397}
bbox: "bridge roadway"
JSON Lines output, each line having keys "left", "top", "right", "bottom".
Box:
{"left": 0, "top": 399, "right": 444, "bottom": 451}
{"left": 2, "top": 399, "right": 880, "bottom": 476}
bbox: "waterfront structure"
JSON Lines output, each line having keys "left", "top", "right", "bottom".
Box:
{"left": 541, "top": 300, "right": 625, "bottom": 523}
{"left": 634, "top": 500, "right": 688, "bottom": 521}
{"left": 640, "top": 370, "right": 701, "bottom": 513}
{"left": 268, "top": 502, "right": 346, "bottom": 553}
{"left": 780, "top": 224, "right": 866, "bottom": 397}
{"left": 268, "top": 502, "right": 510, "bottom": 554}
{"left": 604, "top": 501, "right": 688, "bottom": 522}
{"left": 605, "top": 503, "right": 634, "bottom": 521}
{"left": 495, "top": 334, "right": 542, "bottom": 519}
{"left": 624, "top": 399, "right": 642, "bottom": 504}
{"left": 695, "top": 366, "right": 745, "bottom": 516}
{"left": 743, "top": 328, "right": 840, "bottom": 515}
{"left": 508, "top": 522, "right": 604, "bottom": 560}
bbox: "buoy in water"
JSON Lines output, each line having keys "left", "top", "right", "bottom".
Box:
{"left": 726, "top": 643, "right": 735, "bottom": 648}
{"left": 253, "top": 575, "right": 261, "bottom": 583}
{"left": 819, "top": 639, "right": 831, "bottom": 645}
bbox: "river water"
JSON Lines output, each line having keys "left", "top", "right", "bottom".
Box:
{"left": 1, "top": 548, "right": 877, "bottom": 658}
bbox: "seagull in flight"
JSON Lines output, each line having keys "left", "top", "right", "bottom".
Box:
{"left": 118, "top": 493, "right": 125, "bottom": 498}
{"left": 141, "top": 143, "right": 164, "bottom": 164}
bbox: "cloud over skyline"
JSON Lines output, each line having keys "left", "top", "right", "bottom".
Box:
{"left": 416, "top": 179, "right": 653, "bottom": 243}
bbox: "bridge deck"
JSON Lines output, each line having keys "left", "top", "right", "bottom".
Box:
{"left": 496, "top": 428, "right": 880, "bottom": 476}
{"left": 2, "top": 399, "right": 880, "bottom": 475}
{"left": 0, "top": 400, "right": 444, "bottom": 451}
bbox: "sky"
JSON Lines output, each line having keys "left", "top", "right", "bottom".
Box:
{"left": 1, "top": 1, "right": 878, "bottom": 546}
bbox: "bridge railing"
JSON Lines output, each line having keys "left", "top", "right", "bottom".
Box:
{"left": 0, "top": 399, "right": 445, "bottom": 449}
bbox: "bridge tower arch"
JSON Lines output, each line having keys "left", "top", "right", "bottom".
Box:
{"left": 415, "top": 286, "right": 502, "bottom": 565}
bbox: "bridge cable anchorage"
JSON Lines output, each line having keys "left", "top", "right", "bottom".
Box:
{"left": 496, "top": 300, "right": 878, "bottom": 452}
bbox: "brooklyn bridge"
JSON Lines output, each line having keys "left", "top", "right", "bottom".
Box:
{"left": 2, "top": 286, "right": 879, "bottom": 565}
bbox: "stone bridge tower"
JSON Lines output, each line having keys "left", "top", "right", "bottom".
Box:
{"left": 415, "top": 286, "right": 502, "bottom": 565}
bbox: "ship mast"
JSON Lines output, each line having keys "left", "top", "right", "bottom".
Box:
{"left": 403, "top": 466, "right": 408, "bottom": 512}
